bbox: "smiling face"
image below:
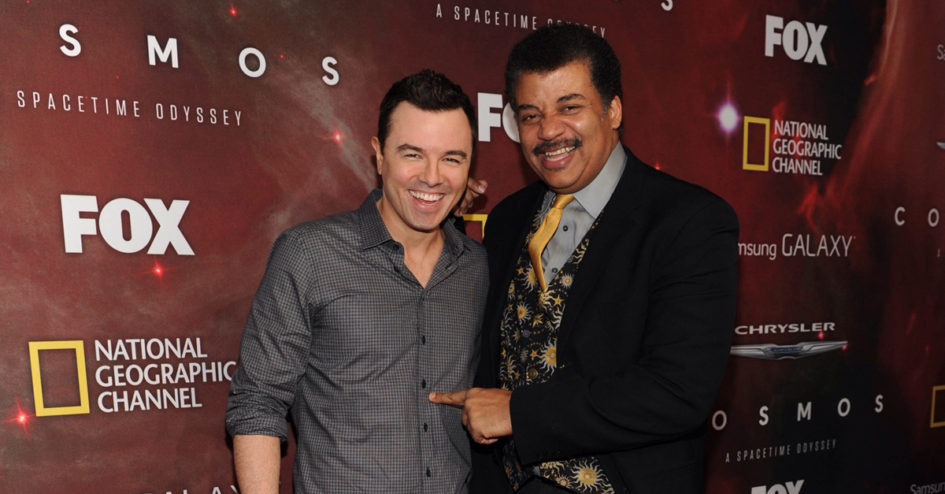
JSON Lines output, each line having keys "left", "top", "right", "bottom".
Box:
{"left": 514, "top": 60, "right": 622, "bottom": 194}
{"left": 372, "top": 102, "right": 472, "bottom": 240}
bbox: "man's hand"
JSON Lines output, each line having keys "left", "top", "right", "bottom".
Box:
{"left": 429, "top": 387, "right": 511, "bottom": 444}
{"left": 454, "top": 177, "right": 488, "bottom": 216}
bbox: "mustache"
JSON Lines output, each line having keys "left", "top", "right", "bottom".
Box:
{"left": 532, "top": 138, "right": 582, "bottom": 156}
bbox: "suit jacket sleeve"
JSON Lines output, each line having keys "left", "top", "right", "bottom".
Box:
{"left": 503, "top": 181, "right": 739, "bottom": 465}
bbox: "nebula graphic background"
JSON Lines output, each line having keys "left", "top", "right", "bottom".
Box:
{"left": 1, "top": 1, "right": 942, "bottom": 492}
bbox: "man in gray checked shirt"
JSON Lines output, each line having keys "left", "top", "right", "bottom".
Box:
{"left": 225, "top": 70, "right": 488, "bottom": 493}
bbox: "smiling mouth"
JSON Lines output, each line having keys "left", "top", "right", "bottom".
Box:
{"left": 544, "top": 145, "right": 576, "bottom": 160}
{"left": 534, "top": 139, "right": 582, "bottom": 161}
{"left": 409, "top": 190, "right": 444, "bottom": 203}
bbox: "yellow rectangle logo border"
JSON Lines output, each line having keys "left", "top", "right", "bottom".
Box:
{"left": 28, "top": 340, "right": 91, "bottom": 417}
{"left": 743, "top": 116, "right": 771, "bottom": 172}
{"left": 932, "top": 385, "right": 945, "bottom": 428}
{"left": 462, "top": 213, "right": 489, "bottom": 238}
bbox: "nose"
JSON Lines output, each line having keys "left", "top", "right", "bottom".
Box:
{"left": 420, "top": 158, "right": 441, "bottom": 185}
{"left": 537, "top": 114, "right": 564, "bottom": 141}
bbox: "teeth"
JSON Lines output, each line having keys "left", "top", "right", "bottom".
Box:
{"left": 410, "top": 190, "right": 443, "bottom": 202}
{"left": 545, "top": 146, "right": 575, "bottom": 157}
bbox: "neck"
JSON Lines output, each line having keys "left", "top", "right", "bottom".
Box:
{"left": 376, "top": 199, "right": 444, "bottom": 249}
{"left": 398, "top": 227, "right": 444, "bottom": 254}
{"left": 376, "top": 199, "right": 445, "bottom": 287}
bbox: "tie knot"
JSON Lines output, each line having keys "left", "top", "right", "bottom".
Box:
{"left": 551, "top": 193, "right": 574, "bottom": 210}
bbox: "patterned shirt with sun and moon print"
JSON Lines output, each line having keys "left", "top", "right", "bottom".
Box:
{"left": 497, "top": 212, "right": 615, "bottom": 494}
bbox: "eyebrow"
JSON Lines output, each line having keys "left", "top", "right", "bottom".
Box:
{"left": 396, "top": 143, "right": 423, "bottom": 153}
{"left": 396, "top": 143, "right": 468, "bottom": 159}
{"left": 556, "top": 93, "right": 586, "bottom": 104}
{"left": 444, "top": 150, "right": 469, "bottom": 159}
{"left": 515, "top": 93, "right": 587, "bottom": 112}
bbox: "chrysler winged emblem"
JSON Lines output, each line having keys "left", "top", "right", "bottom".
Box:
{"left": 730, "top": 340, "right": 847, "bottom": 359}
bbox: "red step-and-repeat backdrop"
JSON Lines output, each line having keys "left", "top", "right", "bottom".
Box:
{"left": 2, "top": 1, "right": 943, "bottom": 493}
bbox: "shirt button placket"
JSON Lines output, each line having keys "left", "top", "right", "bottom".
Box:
{"left": 418, "top": 291, "right": 433, "bottom": 489}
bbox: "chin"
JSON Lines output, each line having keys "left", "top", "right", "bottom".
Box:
{"left": 541, "top": 173, "right": 579, "bottom": 191}
{"left": 415, "top": 224, "right": 443, "bottom": 233}
{"left": 409, "top": 216, "right": 446, "bottom": 233}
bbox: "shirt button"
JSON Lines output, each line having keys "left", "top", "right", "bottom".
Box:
{"left": 551, "top": 267, "right": 558, "bottom": 273}
{"left": 562, "top": 225, "right": 568, "bottom": 232}
{"left": 421, "top": 379, "right": 427, "bottom": 389}
{"left": 423, "top": 423, "right": 428, "bottom": 432}
{"left": 426, "top": 468, "right": 431, "bottom": 477}
{"left": 421, "top": 335, "right": 426, "bottom": 344}
{"left": 527, "top": 368, "right": 538, "bottom": 380}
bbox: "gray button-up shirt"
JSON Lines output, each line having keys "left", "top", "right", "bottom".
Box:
{"left": 226, "top": 189, "right": 488, "bottom": 493}
{"left": 537, "top": 144, "right": 626, "bottom": 282}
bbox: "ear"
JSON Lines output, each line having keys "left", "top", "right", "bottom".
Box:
{"left": 371, "top": 137, "right": 384, "bottom": 175}
{"left": 606, "top": 95, "right": 623, "bottom": 130}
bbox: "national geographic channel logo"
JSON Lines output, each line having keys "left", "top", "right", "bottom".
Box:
{"left": 28, "top": 338, "right": 235, "bottom": 416}
{"left": 932, "top": 385, "right": 945, "bottom": 429}
{"left": 742, "top": 116, "right": 843, "bottom": 176}
{"left": 29, "top": 341, "right": 91, "bottom": 416}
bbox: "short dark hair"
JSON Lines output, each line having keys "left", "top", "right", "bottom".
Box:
{"left": 376, "top": 69, "right": 477, "bottom": 151}
{"left": 505, "top": 24, "right": 622, "bottom": 112}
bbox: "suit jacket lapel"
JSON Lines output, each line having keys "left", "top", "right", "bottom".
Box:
{"left": 481, "top": 182, "right": 547, "bottom": 386}
{"left": 557, "top": 149, "right": 647, "bottom": 350}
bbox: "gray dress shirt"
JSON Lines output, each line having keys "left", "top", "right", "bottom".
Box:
{"left": 226, "top": 189, "right": 488, "bottom": 493}
{"left": 537, "top": 144, "right": 627, "bottom": 282}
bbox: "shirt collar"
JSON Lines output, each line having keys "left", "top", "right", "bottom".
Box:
{"left": 440, "top": 218, "right": 466, "bottom": 260}
{"left": 572, "top": 144, "right": 626, "bottom": 218}
{"left": 358, "top": 189, "right": 392, "bottom": 250}
{"left": 358, "top": 188, "right": 465, "bottom": 259}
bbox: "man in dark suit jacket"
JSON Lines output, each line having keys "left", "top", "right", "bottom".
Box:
{"left": 431, "top": 24, "right": 738, "bottom": 493}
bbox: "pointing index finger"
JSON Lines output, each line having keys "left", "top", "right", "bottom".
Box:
{"left": 428, "top": 389, "right": 468, "bottom": 407}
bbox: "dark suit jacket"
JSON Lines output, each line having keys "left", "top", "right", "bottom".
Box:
{"left": 472, "top": 149, "right": 739, "bottom": 493}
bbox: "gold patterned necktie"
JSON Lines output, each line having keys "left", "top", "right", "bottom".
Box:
{"left": 528, "top": 193, "right": 574, "bottom": 291}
